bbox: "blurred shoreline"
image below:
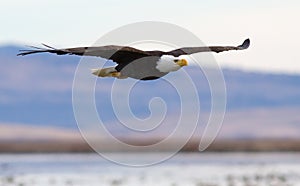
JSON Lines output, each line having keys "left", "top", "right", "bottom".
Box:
{"left": 1, "top": 138, "right": 300, "bottom": 153}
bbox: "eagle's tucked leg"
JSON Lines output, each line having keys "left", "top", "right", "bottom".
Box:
{"left": 91, "top": 67, "right": 127, "bottom": 79}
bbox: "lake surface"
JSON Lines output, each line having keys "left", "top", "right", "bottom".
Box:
{"left": 0, "top": 152, "right": 300, "bottom": 186}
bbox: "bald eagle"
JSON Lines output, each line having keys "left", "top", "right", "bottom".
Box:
{"left": 18, "top": 39, "right": 250, "bottom": 80}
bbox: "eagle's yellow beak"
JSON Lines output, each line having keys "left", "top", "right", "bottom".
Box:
{"left": 176, "top": 59, "right": 188, "bottom": 67}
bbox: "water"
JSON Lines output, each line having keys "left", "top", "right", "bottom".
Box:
{"left": 0, "top": 152, "right": 300, "bottom": 186}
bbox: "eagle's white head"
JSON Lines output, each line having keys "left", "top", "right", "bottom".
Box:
{"left": 156, "top": 55, "right": 188, "bottom": 73}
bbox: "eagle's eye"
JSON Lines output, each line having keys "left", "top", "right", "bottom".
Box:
{"left": 173, "top": 59, "right": 179, "bottom": 63}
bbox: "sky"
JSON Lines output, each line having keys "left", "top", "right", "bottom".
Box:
{"left": 1, "top": 0, "right": 300, "bottom": 74}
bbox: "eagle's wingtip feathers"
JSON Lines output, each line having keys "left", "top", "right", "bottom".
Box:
{"left": 17, "top": 51, "right": 31, "bottom": 56}
{"left": 17, "top": 44, "right": 57, "bottom": 56}
{"left": 238, "top": 38, "right": 250, "bottom": 49}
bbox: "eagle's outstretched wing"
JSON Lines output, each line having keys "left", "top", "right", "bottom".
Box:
{"left": 18, "top": 39, "right": 250, "bottom": 63}
{"left": 166, "top": 39, "right": 250, "bottom": 57}
{"left": 18, "top": 45, "right": 152, "bottom": 64}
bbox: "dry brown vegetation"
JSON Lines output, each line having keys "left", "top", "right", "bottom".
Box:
{"left": 1, "top": 138, "right": 300, "bottom": 153}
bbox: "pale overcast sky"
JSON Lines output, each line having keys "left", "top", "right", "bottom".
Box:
{"left": 0, "top": 0, "right": 299, "bottom": 74}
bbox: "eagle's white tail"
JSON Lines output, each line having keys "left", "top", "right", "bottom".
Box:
{"left": 91, "top": 67, "right": 127, "bottom": 79}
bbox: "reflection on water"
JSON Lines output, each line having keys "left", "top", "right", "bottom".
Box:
{"left": 0, "top": 152, "right": 300, "bottom": 186}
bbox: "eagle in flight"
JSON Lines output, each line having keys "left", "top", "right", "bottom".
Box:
{"left": 18, "top": 39, "right": 250, "bottom": 80}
